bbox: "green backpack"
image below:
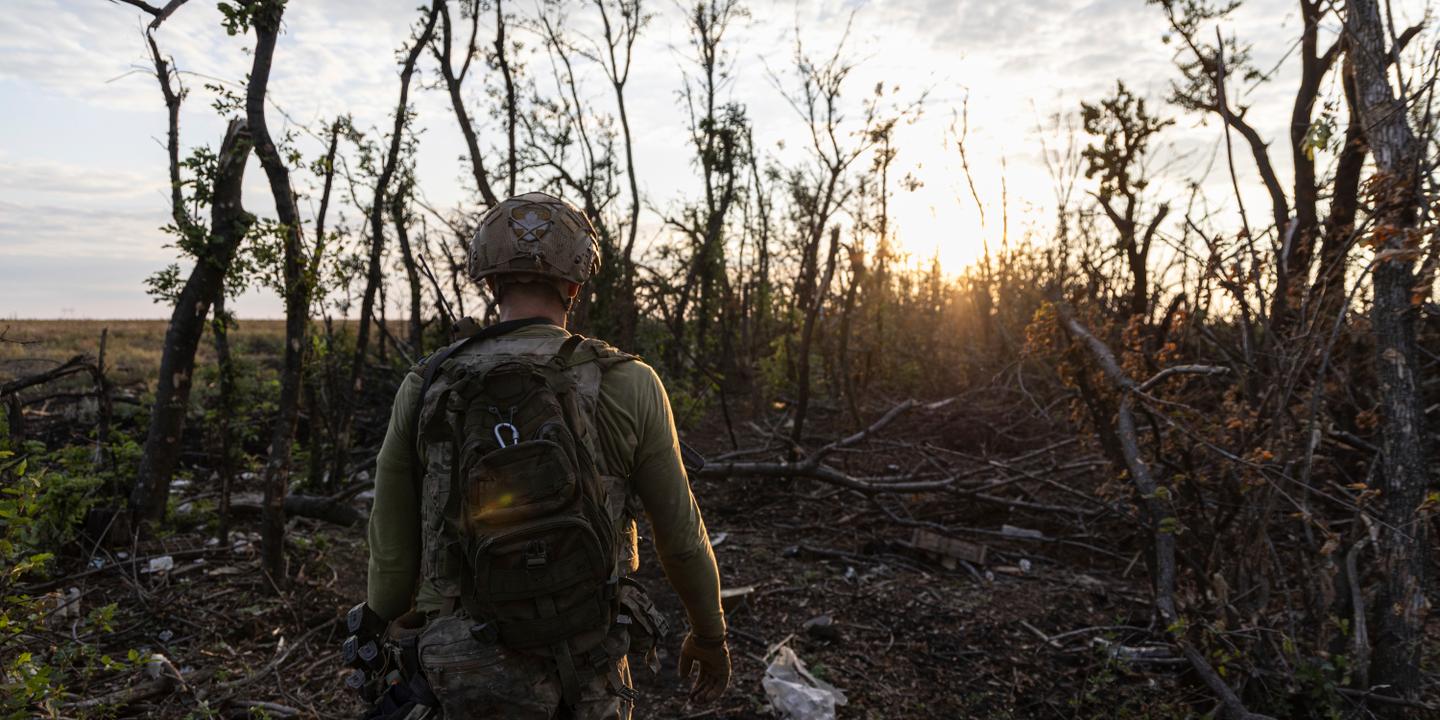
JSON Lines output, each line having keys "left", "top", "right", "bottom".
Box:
{"left": 414, "top": 329, "right": 627, "bottom": 702}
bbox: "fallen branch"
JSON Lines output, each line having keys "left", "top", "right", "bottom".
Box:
{"left": 0, "top": 325, "right": 37, "bottom": 345}
{"left": 1, "top": 355, "right": 92, "bottom": 396}
{"left": 699, "top": 400, "right": 944, "bottom": 494}
{"left": 1057, "top": 304, "right": 1267, "bottom": 720}
{"left": 228, "top": 700, "right": 301, "bottom": 718}
{"left": 64, "top": 675, "right": 174, "bottom": 709}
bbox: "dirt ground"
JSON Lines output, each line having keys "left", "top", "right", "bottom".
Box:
{"left": 2, "top": 320, "right": 1252, "bottom": 718}
{"left": 16, "top": 413, "right": 1212, "bottom": 720}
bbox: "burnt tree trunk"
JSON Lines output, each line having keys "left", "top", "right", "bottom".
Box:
{"left": 130, "top": 118, "right": 253, "bottom": 522}
{"left": 1313, "top": 56, "right": 1368, "bottom": 326}
{"left": 1346, "top": 0, "right": 1431, "bottom": 706}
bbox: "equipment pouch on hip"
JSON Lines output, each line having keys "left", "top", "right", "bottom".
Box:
{"left": 616, "top": 579, "right": 668, "bottom": 673}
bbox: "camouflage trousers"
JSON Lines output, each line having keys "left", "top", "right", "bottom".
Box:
{"left": 417, "top": 614, "right": 635, "bottom": 720}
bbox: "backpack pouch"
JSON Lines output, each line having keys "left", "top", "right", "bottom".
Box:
{"left": 464, "top": 439, "right": 577, "bottom": 526}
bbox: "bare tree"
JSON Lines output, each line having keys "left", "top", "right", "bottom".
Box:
{"left": 774, "top": 22, "right": 916, "bottom": 447}
{"left": 432, "top": 0, "right": 501, "bottom": 207}
{"left": 585, "top": 0, "right": 647, "bottom": 348}
{"left": 662, "top": 0, "right": 748, "bottom": 372}
{"left": 390, "top": 174, "right": 425, "bottom": 351}
{"left": 334, "top": 2, "right": 440, "bottom": 489}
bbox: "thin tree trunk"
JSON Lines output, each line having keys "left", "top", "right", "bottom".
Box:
{"left": 791, "top": 226, "right": 840, "bottom": 450}
{"left": 837, "top": 260, "right": 863, "bottom": 428}
{"left": 1346, "top": 0, "right": 1430, "bottom": 706}
{"left": 91, "top": 328, "right": 113, "bottom": 469}
{"left": 494, "top": 0, "right": 517, "bottom": 196}
{"left": 391, "top": 185, "right": 424, "bottom": 352}
{"left": 433, "top": 0, "right": 499, "bottom": 207}
{"left": 211, "top": 284, "right": 236, "bottom": 543}
{"left": 595, "top": 0, "right": 644, "bottom": 350}
{"left": 248, "top": 2, "right": 313, "bottom": 582}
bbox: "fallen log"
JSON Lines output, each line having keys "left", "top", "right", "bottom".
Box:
{"left": 227, "top": 493, "right": 365, "bottom": 527}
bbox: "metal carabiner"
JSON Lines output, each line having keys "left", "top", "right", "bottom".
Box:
{"left": 490, "top": 406, "right": 520, "bottom": 448}
{"left": 494, "top": 422, "right": 520, "bottom": 448}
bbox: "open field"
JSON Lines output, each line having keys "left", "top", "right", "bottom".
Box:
{"left": 0, "top": 319, "right": 411, "bottom": 389}
{"left": 1, "top": 319, "right": 288, "bottom": 389}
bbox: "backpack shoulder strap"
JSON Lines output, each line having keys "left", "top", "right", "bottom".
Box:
{"left": 409, "top": 334, "right": 480, "bottom": 488}
{"left": 414, "top": 335, "right": 478, "bottom": 422}
{"left": 557, "top": 334, "right": 638, "bottom": 370}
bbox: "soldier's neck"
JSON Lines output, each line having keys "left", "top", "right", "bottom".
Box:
{"left": 497, "top": 301, "right": 567, "bottom": 329}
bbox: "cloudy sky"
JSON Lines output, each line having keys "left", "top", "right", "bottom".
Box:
{"left": 0, "top": 0, "right": 1426, "bottom": 318}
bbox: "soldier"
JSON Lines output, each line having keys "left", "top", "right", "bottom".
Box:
{"left": 365, "top": 192, "right": 730, "bottom": 719}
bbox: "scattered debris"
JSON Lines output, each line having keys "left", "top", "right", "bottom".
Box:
{"left": 802, "top": 614, "right": 842, "bottom": 643}
{"left": 45, "top": 587, "right": 82, "bottom": 622}
{"left": 1092, "top": 637, "right": 1184, "bottom": 665}
{"left": 909, "top": 528, "right": 987, "bottom": 567}
{"left": 145, "top": 555, "right": 175, "bottom": 574}
{"left": 762, "top": 643, "right": 848, "bottom": 720}
{"left": 1000, "top": 524, "right": 1045, "bottom": 541}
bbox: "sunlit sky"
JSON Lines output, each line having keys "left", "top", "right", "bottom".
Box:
{"left": 0, "top": 0, "right": 1429, "bottom": 318}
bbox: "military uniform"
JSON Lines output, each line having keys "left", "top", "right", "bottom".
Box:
{"left": 367, "top": 322, "right": 726, "bottom": 718}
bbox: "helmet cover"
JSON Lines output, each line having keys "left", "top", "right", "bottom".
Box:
{"left": 467, "top": 192, "right": 601, "bottom": 286}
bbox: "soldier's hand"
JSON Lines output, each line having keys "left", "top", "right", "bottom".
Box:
{"left": 678, "top": 632, "right": 730, "bottom": 704}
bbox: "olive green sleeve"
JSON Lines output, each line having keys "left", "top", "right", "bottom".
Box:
{"left": 625, "top": 365, "right": 727, "bottom": 640}
{"left": 366, "top": 371, "right": 424, "bottom": 621}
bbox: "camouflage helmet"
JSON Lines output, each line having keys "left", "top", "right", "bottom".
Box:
{"left": 467, "top": 192, "right": 601, "bottom": 286}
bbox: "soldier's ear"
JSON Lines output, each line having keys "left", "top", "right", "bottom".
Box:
{"left": 562, "top": 282, "right": 580, "bottom": 300}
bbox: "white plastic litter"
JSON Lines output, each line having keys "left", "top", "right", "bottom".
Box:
{"left": 145, "top": 555, "right": 175, "bottom": 573}
{"left": 762, "top": 644, "right": 847, "bottom": 720}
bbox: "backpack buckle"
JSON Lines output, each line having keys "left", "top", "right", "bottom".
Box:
{"left": 525, "top": 540, "right": 549, "bottom": 569}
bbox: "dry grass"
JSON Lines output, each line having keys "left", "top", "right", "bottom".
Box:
{"left": 0, "top": 319, "right": 290, "bottom": 389}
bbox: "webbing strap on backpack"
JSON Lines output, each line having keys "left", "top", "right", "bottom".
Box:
{"left": 410, "top": 317, "right": 556, "bottom": 470}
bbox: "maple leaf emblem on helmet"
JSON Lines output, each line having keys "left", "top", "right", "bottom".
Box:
{"left": 510, "top": 208, "right": 552, "bottom": 243}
